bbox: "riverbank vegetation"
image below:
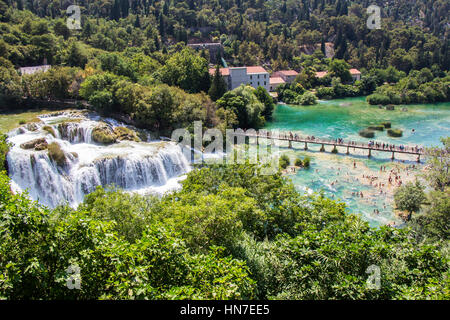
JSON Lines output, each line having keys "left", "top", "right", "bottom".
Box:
{"left": 367, "top": 71, "right": 450, "bottom": 105}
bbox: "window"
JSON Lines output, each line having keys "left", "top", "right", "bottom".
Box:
{"left": 264, "top": 81, "right": 266, "bottom": 85}
{"left": 258, "top": 75, "right": 260, "bottom": 79}
{"left": 258, "top": 82, "right": 260, "bottom": 86}
{"left": 250, "top": 75, "right": 252, "bottom": 79}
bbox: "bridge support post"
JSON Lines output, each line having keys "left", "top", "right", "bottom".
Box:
{"left": 256, "top": 136, "right": 259, "bottom": 146}
{"left": 346, "top": 146, "right": 349, "bottom": 155}
{"left": 417, "top": 154, "right": 421, "bottom": 163}
{"left": 288, "top": 140, "right": 292, "bottom": 148}
{"left": 368, "top": 149, "right": 371, "bottom": 158}
{"left": 391, "top": 152, "right": 395, "bottom": 161}
{"left": 320, "top": 144, "right": 325, "bottom": 152}
{"left": 304, "top": 142, "right": 308, "bottom": 150}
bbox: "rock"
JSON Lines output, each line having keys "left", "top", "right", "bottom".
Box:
{"left": 113, "top": 126, "right": 141, "bottom": 142}
{"left": 92, "top": 123, "right": 117, "bottom": 144}
{"left": 20, "top": 138, "right": 48, "bottom": 150}
{"left": 386, "top": 105, "right": 395, "bottom": 110}
{"left": 26, "top": 122, "right": 39, "bottom": 131}
{"left": 387, "top": 129, "right": 403, "bottom": 137}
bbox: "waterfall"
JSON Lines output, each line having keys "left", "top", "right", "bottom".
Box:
{"left": 6, "top": 111, "right": 191, "bottom": 208}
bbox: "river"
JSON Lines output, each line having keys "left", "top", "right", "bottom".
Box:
{"left": 265, "top": 97, "right": 450, "bottom": 227}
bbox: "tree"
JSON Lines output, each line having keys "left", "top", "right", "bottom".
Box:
{"left": 208, "top": 65, "right": 227, "bottom": 101}
{"left": 328, "top": 59, "right": 352, "bottom": 83}
{"left": 53, "top": 20, "right": 70, "bottom": 40}
{"left": 64, "top": 41, "right": 87, "bottom": 68}
{"left": 394, "top": 181, "right": 427, "bottom": 220}
{"left": 216, "top": 85, "right": 265, "bottom": 129}
{"left": 157, "top": 47, "right": 210, "bottom": 94}
{"left": 254, "top": 86, "right": 275, "bottom": 120}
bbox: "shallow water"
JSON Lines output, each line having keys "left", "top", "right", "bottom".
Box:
{"left": 265, "top": 98, "right": 450, "bottom": 227}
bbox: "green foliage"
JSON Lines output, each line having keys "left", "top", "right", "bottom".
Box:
{"left": 279, "top": 154, "right": 290, "bottom": 169}
{"left": 302, "top": 156, "right": 311, "bottom": 168}
{"left": 299, "top": 91, "right": 317, "bottom": 105}
{"left": 254, "top": 86, "right": 275, "bottom": 120}
{"left": 208, "top": 65, "right": 227, "bottom": 101}
{"left": 217, "top": 85, "right": 265, "bottom": 129}
{"left": 157, "top": 47, "right": 210, "bottom": 94}
{"left": 367, "top": 125, "right": 385, "bottom": 131}
{"left": 0, "top": 134, "right": 10, "bottom": 171}
{"left": 294, "top": 158, "right": 303, "bottom": 167}
{"left": 0, "top": 171, "right": 255, "bottom": 300}
{"left": 47, "top": 142, "right": 66, "bottom": 166}
{"left": 381, "top": 122, "right": 392, "bottom": 129}
{"left": 368, "top": 71, "right": 450, "bottom": 105}
{"left": 329, "top": 59, "right": 352, "bottom": 83}
{"left": 408, "top": 137, "right": 449, "bottom": 241}
{"left": 387, "top": 129, "right": 403, "bottom": 137}
{"left": 366, "top": 93, "right": 391, "bottom": 105}
{"left": 394, "top": 181, "right": 427, "bottom": 217}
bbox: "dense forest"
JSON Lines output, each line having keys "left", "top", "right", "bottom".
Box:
{"left": 0, "top": 1, "right": 449, "bottom": 300}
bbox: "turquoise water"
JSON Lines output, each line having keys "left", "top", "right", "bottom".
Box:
{"left": 265, "top": 98, "right": 450, "bottom": 227}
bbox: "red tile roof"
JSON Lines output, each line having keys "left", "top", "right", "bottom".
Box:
{"left": 278, "top": 70, "right": 298, "bottom": 76}
{"left": 315, "top": 71, "right": 328, "bottom": 78}
{"left": 209, "top": 67, "right": 230, "bottom": 76}
{"left": 245, "top": 66, "right": 268, "bottom": 74}
{"left": 349, "top": 68, "right": 361, "bottom": 75}
{"left": 270, "top": 77, "right": 286, "bottom": 85}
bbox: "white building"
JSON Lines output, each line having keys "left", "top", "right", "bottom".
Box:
{"left": 209, "top": 66, "right": 270, "bottom": 91}
{"left": 18, "top": 65, "right": 51, "bottom": 75}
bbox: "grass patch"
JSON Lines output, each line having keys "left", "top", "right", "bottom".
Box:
{"left": 48, "top": 142, "right": 66, "bottom": 166}
{"left": 43, "top": 126, "right": 56, "bottom": 137}
{"left": 381, "top": 122, "right": 391, "bottom": 129}
{"left": 114, "top": 126, "right": 141, "bottom": 142}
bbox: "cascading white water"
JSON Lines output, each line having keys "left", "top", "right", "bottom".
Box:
{"left": 6, "top": 111, "right": 191, "bottom": 208}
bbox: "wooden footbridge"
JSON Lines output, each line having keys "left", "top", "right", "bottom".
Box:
{"left": 233, "top": 131, "right": 425, "bottom": 162}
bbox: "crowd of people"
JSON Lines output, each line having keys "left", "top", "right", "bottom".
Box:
{"left": 259, "top": 131, "right": 425, "bottom": 155}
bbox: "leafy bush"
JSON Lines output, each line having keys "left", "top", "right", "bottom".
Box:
{"left": 359, "top": 129, "right": 375, "bottom": 138}
{"left": 0, "top": 134, "right": 10, "bottom": 171}
{"left": 387, "top": 129, "right": 403, "bottom": 137}
{"left": 381, "top": 122, "right": 391, "bottom": 129}
{"left": 299, "top": 92, "right": 318, "bottom": 105}
{"left": 367, "top": 93, "right": 391, "bottom": 105}
{"left": 279, "top": 154, "right": 290, "bottom": 169}
{"left": 302, "top": 157, "right": 311, "bottom": 168}
{"left": 367, "top": 125, "right": 385, "bottom": 131}
{"left": 295, "top": 158, "right": 303, "bottom": 167}
{"left": 316, "top": 86, "right": 335, "bottom": 99}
